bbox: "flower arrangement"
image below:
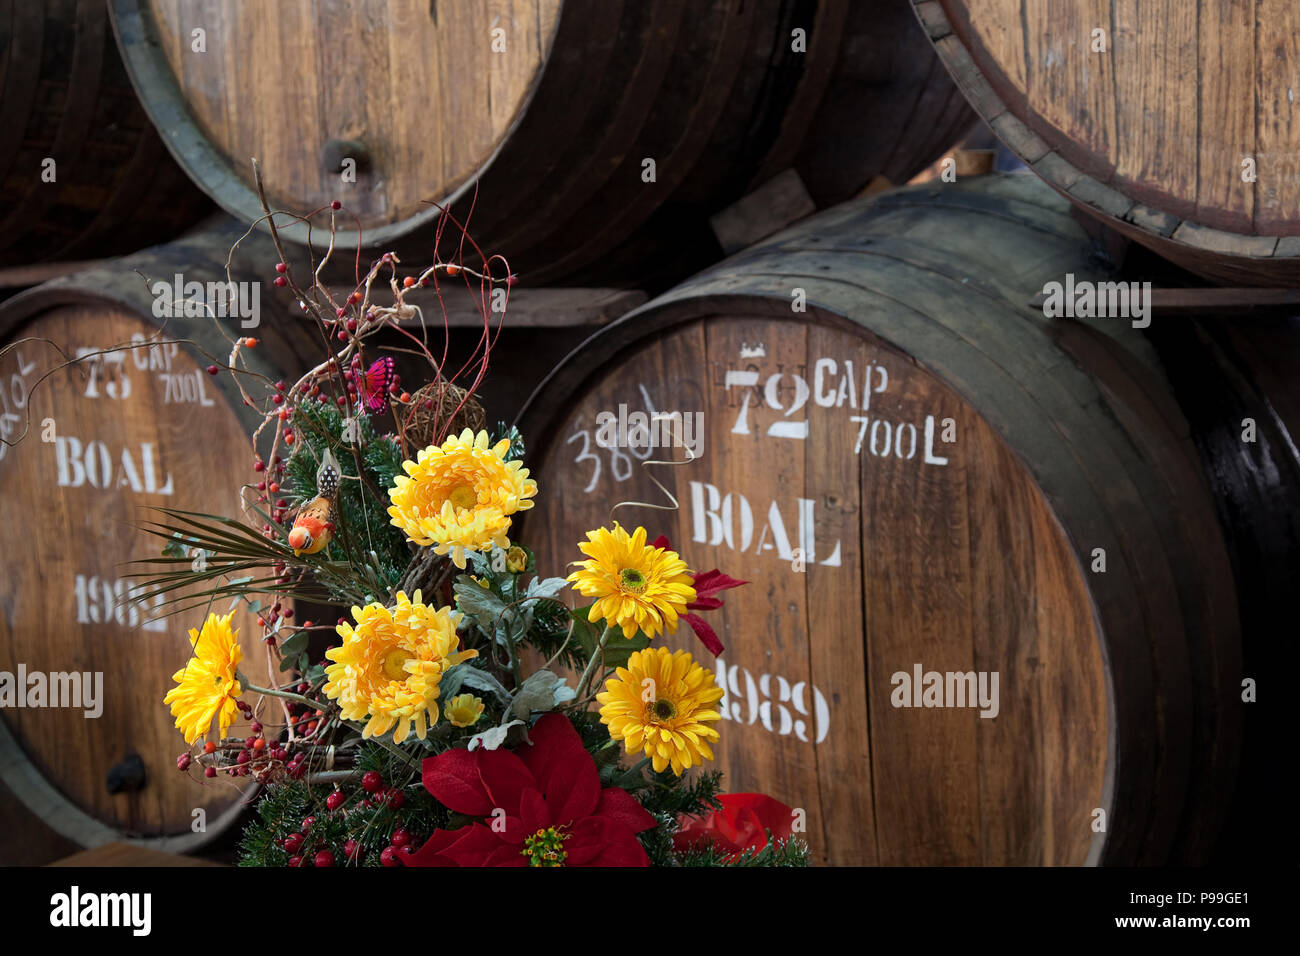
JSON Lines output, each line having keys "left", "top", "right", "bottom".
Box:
{"left": 137, "top": 179, "right": 807, "bottom": 867}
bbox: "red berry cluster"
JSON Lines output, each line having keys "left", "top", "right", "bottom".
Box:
{"left": 285, "top": 750, "right": 309, "bottom": 780}
{"left": 286, "top": 678, "right": 326, "bottom": 739}
{"left": 175, "top": 691, "right": 323, "bottom": 783}
{"left": 252, "top": 601, "right": 294, "bottom": 646}
{"left": 281, "top": 823, "right": 335, "bottom": 867}
{"left": 254, "top": 454, "right": 288, "bottom": 518}
{"left": 231, "top": 703, "right": 266, "bottom": 778}
{"left": 276, "top": 772, "right": 421, "bottom": 867}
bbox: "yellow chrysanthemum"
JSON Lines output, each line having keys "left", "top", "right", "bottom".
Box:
{"left": 597, "top": 646, "right": 724, "bottom": 776}
{"left": 444, "top": 693, "right": 485, "bottom": 728}
{"left": 164, "top": 611, "right": 244, "bottom": 745}
{"left": 323, "top": 590, "right": 477, "bottom": 743}
{"left": 387, "top": 429, "right": 538, "bottom": 569}
{"left": 566, "top": 524, "right": 696, "bottom": 639}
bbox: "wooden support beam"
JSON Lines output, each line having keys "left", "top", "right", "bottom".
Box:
{"left": 710, "top": 168, "right": 816, "bottom": 255}
{"left": 362, "top": 287, "right": 648, "bottom": 329}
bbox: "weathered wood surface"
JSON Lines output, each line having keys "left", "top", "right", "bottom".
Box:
{"left": 709, "top": 169, "right": 818, "bottom": 255}
{"left": 518, "top": 175, "right": 1242, "bottom": 866}
{"left": 913, "top": 0, "right": 1300, "bottom": 285}
{"left": 110, "top": 0, "right": 973, "bottom": 284}
{"left": 386, "top": 287, "right": 648, "bottom": 329}
{"left": 0, "top": 0, "right": 211, "bottom": 264}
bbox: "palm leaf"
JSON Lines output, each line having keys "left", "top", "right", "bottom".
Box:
{"left": 126, "top": 507, "right": 374, "bottom": 620}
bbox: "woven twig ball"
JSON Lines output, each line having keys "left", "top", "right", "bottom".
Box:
{"left": 406, "top": 381, "right": 487, "bottom": 451}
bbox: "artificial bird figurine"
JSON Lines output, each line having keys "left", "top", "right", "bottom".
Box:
{"left": 287, "top": 448, "right": 340, "bottom": 556}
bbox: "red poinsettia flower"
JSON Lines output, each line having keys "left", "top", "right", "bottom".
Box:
{"left": 652, "top": 534, "right": 747, "bottom": 656}
{"left": 673, "top": 793, "right": 795, "bottom": 860}
{"left": 406, "top": 713, "right": 656, "bottom": 867}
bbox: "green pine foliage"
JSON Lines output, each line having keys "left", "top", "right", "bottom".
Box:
{"left": 238, "top": 780, "right": 313, "bottom": 866}
{"left": 639, "top": 810, "right": 680, "bottom": 866}
{"left": 238, "top": 741, "right": 447, "bottom": 867}
{"left": 492, "top": 421, "right": 526, "bottom": 463}
{"left": 640, "top": 768, "right": 725, "bottom": 818}
{"left": 673, "top": 837, "right": 812, "bottom": 868}
{"left": 522, "top": 597, "right": 587, "bottom": 672}
{"left": 632, "top": 769, "right": 723, "bottom": 867}
{"left": 285, "top": 400, "right": 411, "bottom": 602}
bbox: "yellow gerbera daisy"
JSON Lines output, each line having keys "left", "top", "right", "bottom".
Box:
{"left": 164, "top": 611, "right": 244, "bottom": 745}
{"left": 323, "top": 590, "right": 477, "bottom": 743}
{"left": 387, "top": 429, "right": 538, "bottom": 569}
{"left": 567, "top": 524, "right": 696, "bottom": 639}
{"left": 597, "top": 646, "right": 724, "bottom": 775}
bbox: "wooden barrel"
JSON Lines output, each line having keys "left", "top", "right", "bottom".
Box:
{"left": 911, "top": 1, "right": 1300, "bottom": 286}
{"left": 108, "top": 0, "right": 974, "bottom": 285}
{"left": 0, "top": 220, "right": 311, "bottom": 851}
{"left": 517, "top": 175, "right": 1242, "bottom": 865}
{"left": 0, "top": 0, "right": 211, "bottom": 265}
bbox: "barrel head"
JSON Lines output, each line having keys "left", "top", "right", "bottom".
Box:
{"left": 524, "top": 313, "right": 1109, "bottom": 866}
